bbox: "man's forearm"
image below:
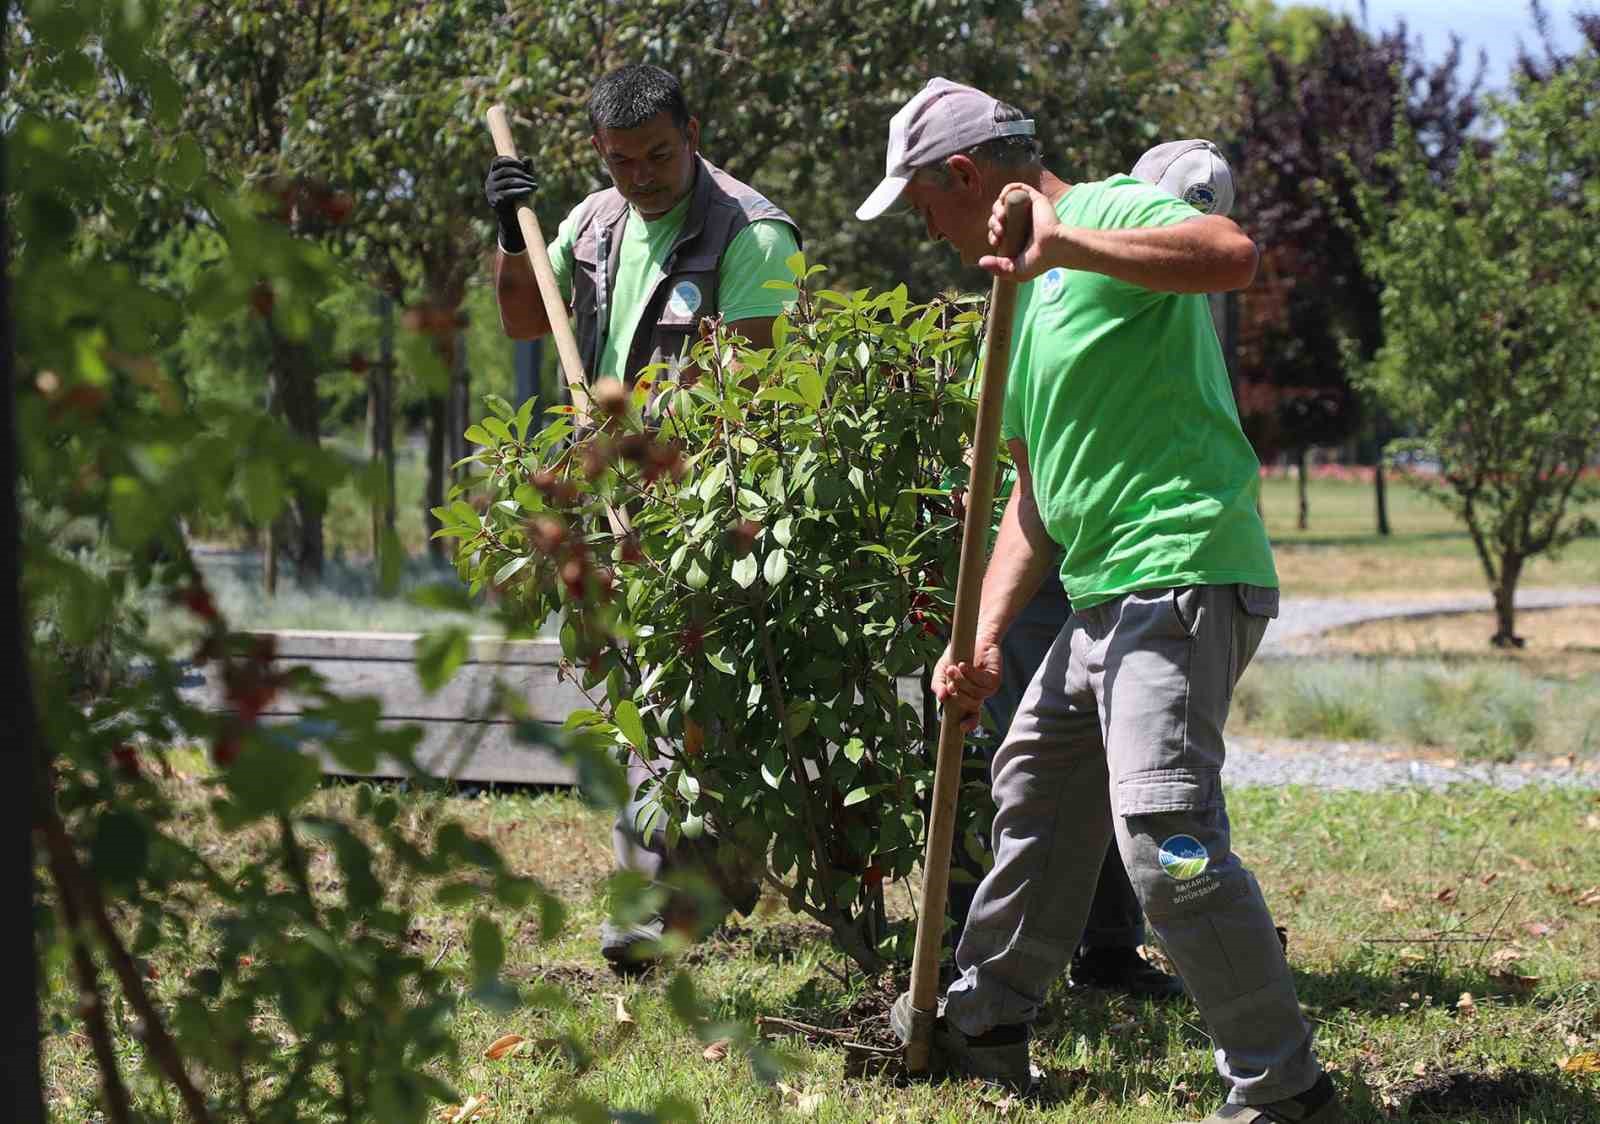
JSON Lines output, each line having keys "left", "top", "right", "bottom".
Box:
{"left": 494, "top": 247, "right": 553, "bottom": 339}
{"left": 974, "top": 487, "right": 1058, "bottom": 649}
{"left": 1043, "top": 215, "right": 1257, "bottom": 293}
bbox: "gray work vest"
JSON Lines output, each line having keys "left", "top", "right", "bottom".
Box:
{"left": 569, "top": 156, "right": 800, "bottom": 383}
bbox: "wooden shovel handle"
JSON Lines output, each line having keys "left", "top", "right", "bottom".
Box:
{"left": 486, "top": 104, "right": 590, "bottom": 415}
{"left": 904, "top": 188, "right": 1032, "bottom": 1076}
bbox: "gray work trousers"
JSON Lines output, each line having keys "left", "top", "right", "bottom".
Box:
{"left": 613, "top": 750, "right": 761, "bottom": 920}
{"left": 948, "top": 570, "right": 1144, "bottom": 950}
{"left": 945, "top": 583, "right": 1322, "bottom": 1106}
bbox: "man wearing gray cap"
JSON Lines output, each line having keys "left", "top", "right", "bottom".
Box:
{"left": 862, "top": 79, "right": 1340, "bottom": 1124}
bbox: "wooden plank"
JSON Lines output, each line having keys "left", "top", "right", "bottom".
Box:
{"left": 189, "top": 659, "right": 594, "bottom": 723}
{"left": 180, "top": 630, "right": 934, "bottom": 787}
{"left": 308, "top": 720, "right": 577, "bottom": 785}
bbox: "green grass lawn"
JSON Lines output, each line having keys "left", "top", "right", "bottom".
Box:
{"left": 42, "top": 779, "right": 1600, "bottom": 1122}
{"left": 1259, "top": 475, "right": 1600, "bottom": 598}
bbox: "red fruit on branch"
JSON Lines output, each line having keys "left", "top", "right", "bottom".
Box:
{"left": 212, "top": 731, "right": 242, "bottom": 767}
{"left": 591, "top": 376, "right": 628, "bottom": 418}
{"left": 528, "top": 515, "right": 568, "bottom": 554}
{"left": 248, "top": 281, "right": 275, "bottom": 319}
{"left": 112, "top": 744, "right": 141, "bottom": 779}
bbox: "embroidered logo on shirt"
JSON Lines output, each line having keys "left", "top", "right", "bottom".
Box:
{"left": 667, "top": 280, "right": 703, "bottom": 318}
{"left": 1039, "top": 267, "right": 1067, "bottom": 297}
{"left": 1158, "top": 834, "right": 1210, "bottom": 881}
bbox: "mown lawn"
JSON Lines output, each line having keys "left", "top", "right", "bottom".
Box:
{"left": 1258, "top": 475, "right": 1600, "bottom": 598}
{"left": 42, "top": 775, "right": 1600, "bottom": 1122}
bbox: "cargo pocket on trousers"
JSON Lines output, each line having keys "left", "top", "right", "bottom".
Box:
{"left": 1231, "top": 584, "right": 1280, "bottom": 694}
{"left": 1115, "top": 766, "right": 1223, "bottom": 817}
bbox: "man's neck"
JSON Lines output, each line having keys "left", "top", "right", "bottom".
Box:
{"left": 1039, "top": 168, "right": 1073, "bottom": 205}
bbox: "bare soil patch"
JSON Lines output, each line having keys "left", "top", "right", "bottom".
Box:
{"left": 1316, "top": 606, "right": 1600, "bottom": 679}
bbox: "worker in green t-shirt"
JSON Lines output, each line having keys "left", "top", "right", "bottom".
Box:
{"left": 484, "top": 64, "right": 801, "bottom": 971}
{"left": 858, "top": 79, "right": 1340, "bottom": 1124}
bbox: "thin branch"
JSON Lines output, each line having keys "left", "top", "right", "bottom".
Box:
{"left": 49, "top": 848, "right": 133, "bottom": 1124}
{"left": 38, "top": 806, "right": 215, "bottom": 1124}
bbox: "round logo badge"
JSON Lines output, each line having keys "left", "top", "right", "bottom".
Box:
{"left": 1039, "top": 267, "right": 1067, "bottom": 296}
{"left": 1182, "top": 182, "right": 1217, "bottom": 214}
{"left": 667, "top": 280, "right": 703, "bottom": 319}
{"left": 1158, "top": 834, "right": 1210, "bottom": 881}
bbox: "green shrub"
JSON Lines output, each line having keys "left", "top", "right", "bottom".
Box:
{"left": 455, "top": 259, "right": 983, "bottom": 971}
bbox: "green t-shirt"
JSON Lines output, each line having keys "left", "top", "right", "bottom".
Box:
{"left": 999, "top": 174, "right": 1276, "bottom": 608}
{"left": 547, "top": 191, "right": 800, "bottom": 380}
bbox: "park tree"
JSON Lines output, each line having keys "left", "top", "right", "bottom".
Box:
{"left": 1234, "top": 10, "right": 1483, "bottom": 531}
{"left": 1352, "top": 43, "right": 1600, "bottom": 647}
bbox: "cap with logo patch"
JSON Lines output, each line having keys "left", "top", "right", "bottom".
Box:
{"left": 856, "top": 78, "right": 1036, "bottom": 222}
{"left": 1130, "top": 139, "right": 1235, "bottom": 217}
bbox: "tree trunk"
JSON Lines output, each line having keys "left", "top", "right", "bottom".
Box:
{"left": 264, "top": 518, "right": 279, "bottom": 596}
{"left": 368, "top": 294, "right": 396, "bottom": 555}
{"left": 3, "top": 168, "right": 49, "bottom": 1124}
{"left": 1373, "top": 452, "right": 1390, "bottom": 537}
{"left": 447, "top": 316, "right": 470, "bottom": 480}
{"left": 425, "top": 389, "right": 447, "bottom": 562}
{"left": 265, "top": 325, "right": 325, "bottom": 582}
{"left": 1295, "top": 446, "right": 1309, "bottom": 531}
{"left": 1491, "top": 553, "right": 1525, "bottom": 648}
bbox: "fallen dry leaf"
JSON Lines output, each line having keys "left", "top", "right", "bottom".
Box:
{"left": 484, "top": 1034, "right": 525, "bottom": 1061}
{"left": 1490, "top": 971, "right": 1540, "bottom": 993}
{"left": 437, "top": 1093, "right": 491, "bottom": 1122}
{"left": 1489, "top": 947, "right": 1524, "bottom": 971}
{"left": 1584, "top": 813, "right": 1600, "bottom": 831}
{"left": 611, "top": 994, "right": 636, "bottom": 1027}
{"left": 1455, "top": 991, "right": 1477, "bottom": 1017}
{"left": 1558, "top": 1052, "right": 1600, "bottom": 1074}
{"left": 703, "top": 1038, "right": 731, "bottom": 1061}
{"left": 1479, "top": 872, "right": 1499, "bottom": 886}
{"left": 1506, "top": 853, "right": 1537, "bottom": 872}
{"left": 778, "top": 1081, "right": 824, "bottom": 1115}
{"left": 1378, "top": 890, "right": 1406, "bottom": 913}
{"left": 1435, "top": 887, "right": 1459, "bottom": 905}
{"left": 1574, "top": 887, "right": 1600, "bottom": 908}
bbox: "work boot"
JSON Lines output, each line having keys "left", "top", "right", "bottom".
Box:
{"left": 889, "top": 991, "right": 1035, "bottom": 1093}
{"left": 1070, "top": 945, "right": 1185, "bottom": 1001}
{"left": 599, "top": 915, "right": 665, "bottom": 973}
{"left": 1175, "top": 1073, "right": 1342, "bottom": 1123}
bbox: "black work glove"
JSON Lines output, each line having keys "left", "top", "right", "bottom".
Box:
{"left": 485, "top": 155, "right": 537, "bottom": 253}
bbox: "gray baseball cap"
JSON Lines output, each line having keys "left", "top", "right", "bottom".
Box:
{"left": 856, "top": 78, "right": 1036, "bottom": 221}
{"left": 1130, "top": 139, "right": 1235, "bottom": 217}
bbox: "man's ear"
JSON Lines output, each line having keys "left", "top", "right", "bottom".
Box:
{"left": 946, "top": 153, "right": 984, "bottom": 197}
{"left": 685, "top": 116, "right": 701, "bottom": 152}
{"left": 589, "top": 134, "right": 603, "bottom": 161}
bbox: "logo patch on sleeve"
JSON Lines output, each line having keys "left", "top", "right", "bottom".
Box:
{"left": 1182, "top": 183, "right": 1218, "bottom": 213}
{"left": 1158, "top": 834, "right": 1210, "bottom": 881}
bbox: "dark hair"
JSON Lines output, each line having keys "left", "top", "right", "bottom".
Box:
{"left": 916, "top": 98, "right": 1042, "bottom": 186}
{"left": 588, "top": 65, "right": 691, "bottom": 133}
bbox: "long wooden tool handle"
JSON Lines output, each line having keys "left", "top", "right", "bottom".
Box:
{"left": 486, "top": 104, "right": 590, "bottom": 415}
{"left": 905, "top": 188, "right": 1033, "bottom": 1076}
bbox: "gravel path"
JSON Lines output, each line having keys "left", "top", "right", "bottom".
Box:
{"left": 1229, "top": 585, "right": 1600, "bottom": 791}
{"left": 1258, "top": 585, "right": 1600, "bottom": 657}
{"left": 1223, "top": 735, "right": 1600, "bottom": 793}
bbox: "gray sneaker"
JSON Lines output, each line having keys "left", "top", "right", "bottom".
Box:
{"left": 889, "top": 991, "right": 1034, "bottom": 1093}
{"left": 1176, "top": 1074, "right": 1343, "bottom": 1123}
{"left": 599, "top": 915, "right": 664, "bottom": 972}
